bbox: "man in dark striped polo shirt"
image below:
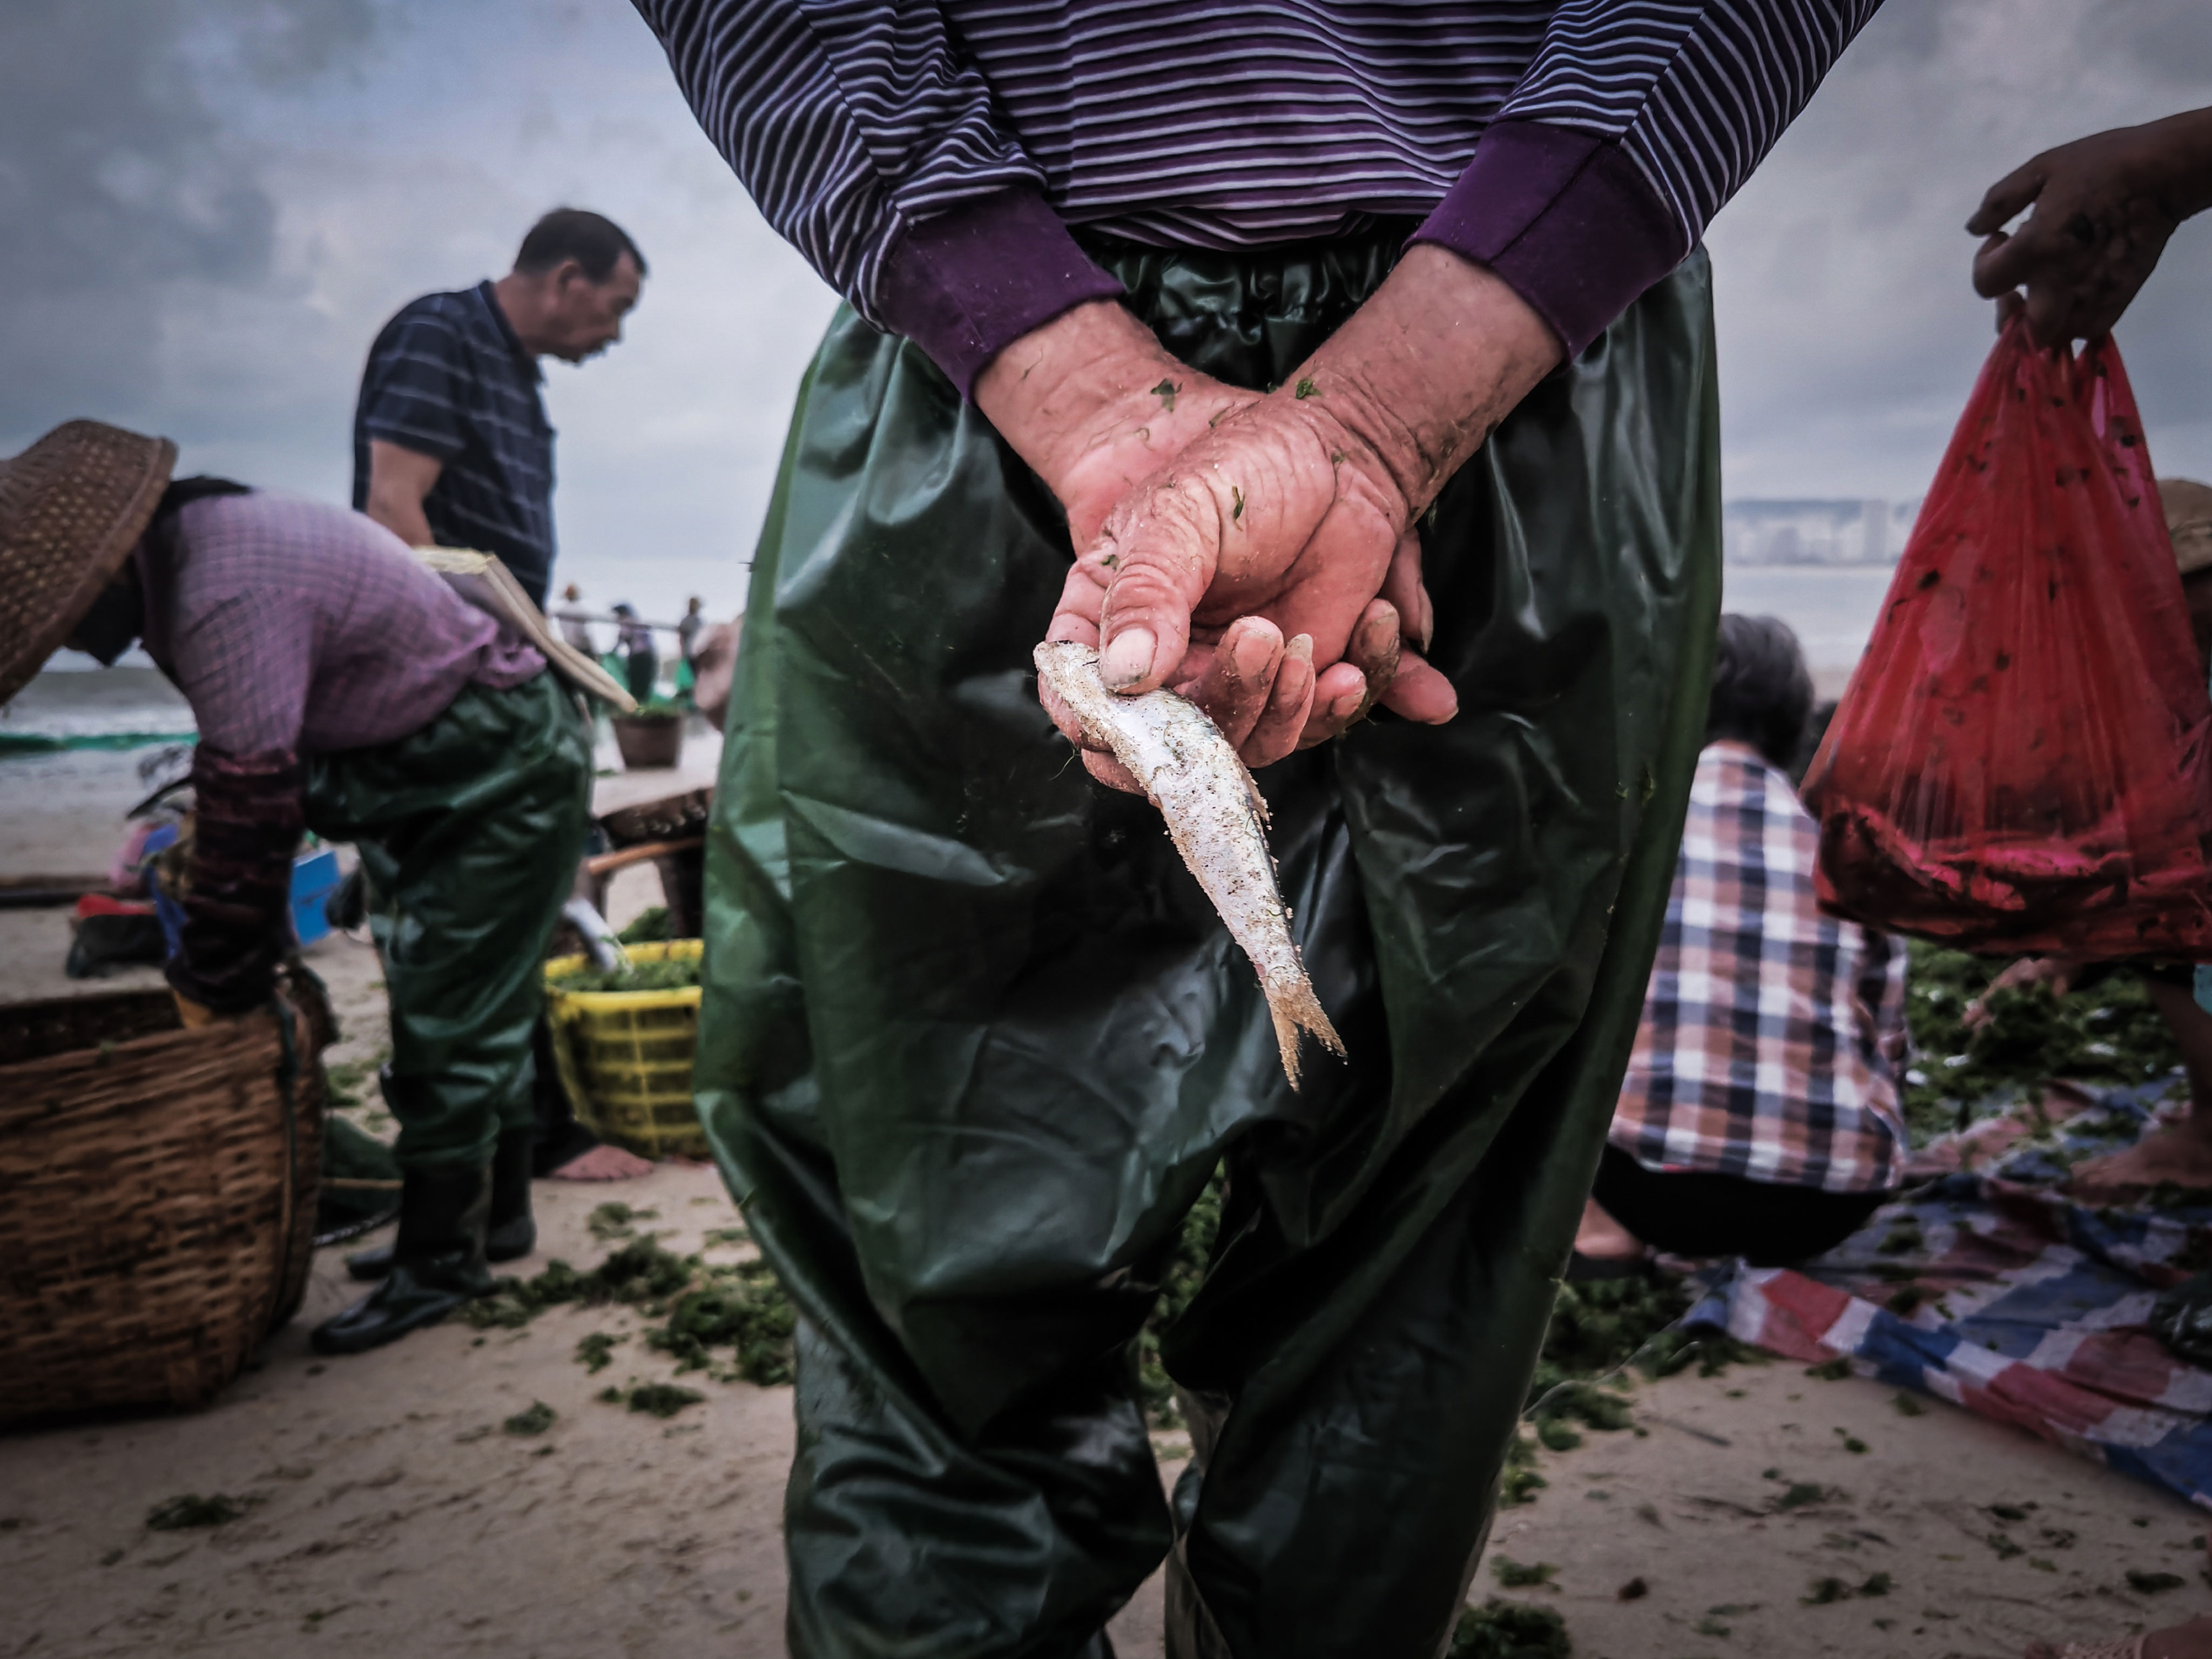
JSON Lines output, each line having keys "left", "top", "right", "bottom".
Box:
{"left": 352, "top": 208, "right": 644, "bottom": 607}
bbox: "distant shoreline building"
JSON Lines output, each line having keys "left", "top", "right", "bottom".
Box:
{"left": 1724, "top": 499, "right": 1920, "bottom": 567}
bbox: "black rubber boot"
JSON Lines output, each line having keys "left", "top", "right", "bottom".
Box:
{"left": 347, "top": 1125, "right": 535, "bottom": 1280}
{"left": 486, "top": 1122, "right": 538, "bottom": 1262}
{"left": 313, "top": 1161, "right": 494, "bottom": 1355}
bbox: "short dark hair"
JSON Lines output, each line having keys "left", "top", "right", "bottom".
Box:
{"left": 514, "top": 209, "right": 646, "bottom": 282}
{"left": 1707, "top": 613, "right": 1813, "bottom": 771}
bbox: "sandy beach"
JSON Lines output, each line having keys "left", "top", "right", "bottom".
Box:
{"left": 5, "top": 680, "right": 2210, "bottom": 1658}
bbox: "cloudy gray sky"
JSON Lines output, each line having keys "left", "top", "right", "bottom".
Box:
{"left": 5, "top": 0, "right": 2210, "bottom": 624}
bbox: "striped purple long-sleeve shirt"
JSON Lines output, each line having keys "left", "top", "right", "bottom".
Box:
{"left": 632, "top": 0, "right": 1881, "bottom": 394}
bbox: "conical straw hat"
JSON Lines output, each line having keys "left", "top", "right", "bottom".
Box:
{"left": 0, "top": 421, "right": 176, "bottom": 706}
{"left": 2163, "top": 477, "right": 2212, "bottom": 579}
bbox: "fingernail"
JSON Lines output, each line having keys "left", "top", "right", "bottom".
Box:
{"left": 1231, "top": 626, "right": 1276, "bottom": 682}
{"left": 1102, "top": 627, "right": 1156, "bottom": 689}
{"left": 1286, "top": 633, "right": 1313, "bottom": 664}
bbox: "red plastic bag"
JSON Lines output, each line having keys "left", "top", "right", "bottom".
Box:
{"left": 1802, "top": 321, "right": 2212, "bottom": 956}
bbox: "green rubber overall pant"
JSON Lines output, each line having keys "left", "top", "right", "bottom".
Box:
{"left": 304, "top": 672, "right": 591, "bottom": 1170}
{"left": 696, "top": 232, "right": 1722, "bottom": 1659}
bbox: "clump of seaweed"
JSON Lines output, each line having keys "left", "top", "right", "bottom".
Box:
{"left": 560, "top": 956, "right": 700, "bottom": 994}
{"left": 462, "top": 1237, "right": 795, "bottom": 1387}
{"left": 146, "top": 1494, "right": 246, "bottom": 1530}
{"left": 1903, "top": 944, "right": 2179, "bottom": 1144}
{"left": 1135, "top": 1171, "right": 1222, "bottom": 1428}
{"left": 1492, "top": 1557, "right": 1557, "bottom": 1588}
{"left": 502, "top": 1401, "right": 556, "bottom": 1436}
{"left": 576, "top": 1332, "right": 622, "bottom": 1373}
{"left": 604, "top": 1381, "right": 703, "bottom": 1419}
{"left": 1448, "top": 1597, "right": 1570, "bottom": 1658}
{"left": 587, "top": 1201, "right": 657, "bottom": 1242}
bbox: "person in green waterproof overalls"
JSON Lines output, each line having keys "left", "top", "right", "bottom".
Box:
{"left": 0, "top": 421, "right": 591, "bottom": 1359}
{"left": 631, "top": 5, "right": 1880, "bottom": 1655}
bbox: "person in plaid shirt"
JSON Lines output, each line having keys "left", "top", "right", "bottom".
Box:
{"left": 1577, "top": 615, "right": 1908, "bottom": 1272}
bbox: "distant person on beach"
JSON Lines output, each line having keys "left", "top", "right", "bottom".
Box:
{"left": 558, "top": 582, "right": 598, "bottom": 656}
{"left": 353, "top": 208, "right": 645, "bottom": 608}
{"left": 677, "top": 596, "right": 705, "bottom": 669}
{"left": 1575, "top": 615, "right": 1908, "bottom": 1274}
{"left": 0, "top": 420, "right": 590, "bottom": 1356}
{"left": 612, "top": 602, "right": 657, "bottom": 703}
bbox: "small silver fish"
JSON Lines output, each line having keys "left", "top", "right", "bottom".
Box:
{"left": 1035, "top": 640, "right": 1345, "bottom": 1086}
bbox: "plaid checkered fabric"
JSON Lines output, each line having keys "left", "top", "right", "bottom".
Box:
{"left": 1610, "top": 743, "right": 1907, "bottom": 1194}
{"left": 137, "top": 491, "right": 544, "bottom": 758}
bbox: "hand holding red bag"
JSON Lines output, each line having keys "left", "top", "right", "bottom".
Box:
{"left": 1802, "top": 319, "right": 2212, "bottom": 956}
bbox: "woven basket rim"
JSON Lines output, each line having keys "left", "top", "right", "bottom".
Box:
{"left": 1, "top": 1003, "right": 278, "bottom": 1089}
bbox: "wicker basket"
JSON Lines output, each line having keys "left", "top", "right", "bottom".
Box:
{"left": 0, "top": 982, "right": 326, "bottom": 1424}
{"left": 544, "top": 939, "right": 705, "bottom": 1159}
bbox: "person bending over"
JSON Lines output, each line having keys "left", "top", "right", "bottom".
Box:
{"left": 0, "top": 420, "right": 591, "bottom": 1356}
{"left": 1576, "top": 615, "right": 1908, "bottom": 1272}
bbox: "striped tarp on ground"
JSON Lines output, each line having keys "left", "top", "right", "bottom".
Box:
{"left": 1690, "top": 1084, "right": 2212, "bottom": 1509}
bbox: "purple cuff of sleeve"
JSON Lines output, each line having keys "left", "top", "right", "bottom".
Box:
{"left": 1411, "top": 121, "right": 1687, "bottom": 358}
{"left": 877, "top": 187, "right": 1127, "bottom": 399}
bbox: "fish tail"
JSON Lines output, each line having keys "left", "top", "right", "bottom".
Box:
{"left": 1268, "top": 980, "right": 1345, "bottom": 1089}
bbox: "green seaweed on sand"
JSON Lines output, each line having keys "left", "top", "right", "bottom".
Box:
{"left": 1803, "top": 1572, "right": 1890, "bottom": 1605}
{"left": 502, "top": 1401, "right": 556, "bottom": 1436}
{"left": 576, "top": 1332, "right": 622, "bottom": 1373}
{"left": 462, "top": 1237, "right": 797, "bottom": 1387}
{"left": 1903, "top": 943, "right": 2180, "bottom": 1144}
{"left": 1499, "top": 1434, "right": 1548, "bottom": 1508}
{"left": 649, "top": 1256, "right": 797, "bottom": 1386}
{"left": 587, "top": 1201, "right": 657, "bottom": 1241}
{"left": 620, "top": 1382, "right": 704, "bottom": 1419}
{"left": 146, "top": 1494, "right": 245, "bottom": 1530}
{"left": 2127, "top": 1569, "right": 2188, "bottom": 1594}
{"left": 1448, "top": 1598, "right": 1570, "bottom": 1658}
{"left": 1135, "top": 1170, "right": 1222, "bottom": 1428}
{"left": 1492, "top": 1557, "right": 1557, "bottom": 1588}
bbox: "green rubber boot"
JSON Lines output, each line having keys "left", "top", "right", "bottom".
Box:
{"left": 313, "top": 1161, "right": 494, "bottom": 1355}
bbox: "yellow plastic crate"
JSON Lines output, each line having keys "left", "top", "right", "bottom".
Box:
{"left": 543, "top": 939, "right": 707, "bottom": 1161}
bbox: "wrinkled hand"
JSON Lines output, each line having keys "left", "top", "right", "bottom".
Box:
{"left": 172, "top": 990, "right": 224, "bottom": 1029}
{"left": 1041, "top": 393, "right": 1450, "bottom": 790}
{"left": 1961, "top": 955, "right": 2083, "bottom": 1030}
{"left": 982, "top": 251, "right": 1559, "bottom": 795}
{"left": 1968, "top": 111, "right": 2212, "bottom": 344}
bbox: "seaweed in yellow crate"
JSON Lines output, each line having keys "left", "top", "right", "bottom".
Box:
{"left": 560, "top": 954, "right": 701, "bottom": 994}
